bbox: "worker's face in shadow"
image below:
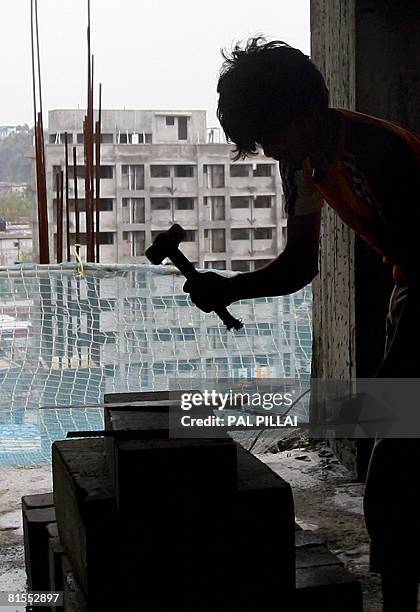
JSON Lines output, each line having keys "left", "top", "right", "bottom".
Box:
{"left": 259, "top": 111, "right": 321, "bottom": 165}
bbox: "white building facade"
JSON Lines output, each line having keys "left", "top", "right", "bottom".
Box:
{"left": 38, "top": 109, "right": 287, "bottom": 270}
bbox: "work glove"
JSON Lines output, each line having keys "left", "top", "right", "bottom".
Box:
{"left": 183, "top": 272, "right": 234, "bottom": 313}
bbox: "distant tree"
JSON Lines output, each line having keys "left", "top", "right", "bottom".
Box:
{"left": 0, "top": 191, "right": 33, "bottom": 223}
{"left": 0, "top": 125, "right": 34, "bottom": 184}
{"left": 17, "top": 248, "right": 33, "bottom": 263}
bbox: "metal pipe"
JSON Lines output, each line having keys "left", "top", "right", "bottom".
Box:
{"left": 56, "top": 170, "right": 63, "bottom": 263}
{"left": 30, "top": 0, "right": 49, "bottom": 263}
{"left": 83, "top": 118, "right": 92, "bottom": 260}
{"left": 73, "top": 146, "right": 80, "bottom": 260}
{"left": 95, "top": 82, "right": 102, "bottom": 262}
{"left": 65, "top": 132, "right": 70, "bottom": 261}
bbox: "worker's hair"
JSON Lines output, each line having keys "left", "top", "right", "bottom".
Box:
{"left": 217, "top": 36, "right": 329, "bottom": 160}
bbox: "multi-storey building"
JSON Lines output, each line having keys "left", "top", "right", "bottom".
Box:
{"left": 0, "top": 223, "right": 32, "bottom": 265}
{"left": 37, "top": 109, "right": 287, "bottom": 269}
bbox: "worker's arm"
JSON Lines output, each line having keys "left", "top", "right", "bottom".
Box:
{"left": 183, "top": 209, "right": 321, "bottom": 312}
{"left": 229, "top": 209, "right": 321, "bottom": 299}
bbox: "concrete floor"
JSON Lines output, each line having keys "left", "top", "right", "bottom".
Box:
{"left": 0, "top": 435, "right": 386, "bottom": 611}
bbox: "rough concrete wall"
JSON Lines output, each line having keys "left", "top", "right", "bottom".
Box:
{"left": 310, "top": 1, "right": 358, "bottom": 472}
{"left": 310, "top": 0, "right": 357, "bottom": 386}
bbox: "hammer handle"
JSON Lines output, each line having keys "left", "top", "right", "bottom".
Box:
{"left": 167, "top": 248, "right": 197, "bottom": 280}
{"left": 167, "top": 250, "right": 243, "bottom": 331}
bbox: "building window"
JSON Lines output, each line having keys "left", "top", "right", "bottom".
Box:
{"left": 124, "top": 231, "right": 145, "bottom": 256}
{"left": 69, "top": 232, "right": 114, "bottom": 245}
{"left": 175, "top": 198, "right": 194, "bottom": 210}
{"left": 131, "top": 231, "right": 145, "bottom": 256}
{"left": 117, "top": 132, "right": 141, "bottom": 144}
{"left": 100, "top": 166, "right": 114, "bottom": 179}
{"left": 183, "top": 230, "right": 196, "bottom": 242}
{"left": 52, "top": 165, "right": 61, "bottom": 189}
{"left": 178, "top": 117, "right": 188, "bottom": 140}
{"left": 204, "top": 164, "right": 225, "bottom": 188}
{"left": 207, "top": 326, "right": 228, "bottom": 349}
{"left": 175, "top": 327, "right": 196, "bottom": 341}
{"left": 230, "top": 164, "right": 251, "bottom": 177}
{"left": 67, "top": 165, "right": 114, "bottom": 179}
{"left": 77, "top": 133, "right": 84, "bottom": 144}
{"left": 49, "top": 133, "right": 73, "bottom": 145}
{"left": 231, "top": 228, "right": 250, "bottom": 240}
{"left": 254, "top": 195, "right": 272, "bottom": 208}
{"left": 99, "top": 232, "right": 114, "bottom": 245}
{"left": 153, "top": 328, "right": 172, "bottom": 342}
{"left": 254, "top": 259, "right": 272, "bottom": 270}
{"left": 231, "top": 260, "right": 252, "bottom": 272}
{"left": 67, "top": 165, "right": 85, "bottom": 180}
{"left": 254, "top": 227, "right": 273, "bottom": 240}
{"left": 174, "top": 165, "right": 195, "bottom": 178}
{"left": 151, "top": 198, "right": 171, "bottom": 211}
{"left": 122, "top": 165, "right": 144, "bottom": 190}
{"left": 206, "top": 357, "right": 229, "bottom": 377}
{"left": 205, "top": 261, "right": 226, "bottom": 270}
{"left": 283, "top": 352, "right": 291, "bottom": 377}
{"left": 101, "top": 133, "right": 113, "bottom": 144}
{"left": 122, "top": 198, "right": 145, "bottom": 223}
{"left": 253, "top": 164, "right": 273, "bottom": 177}
{"left": 125, "top": 330, "right": 147, "bottom": 352}
{"left": 151, "top": 165, "right": 170, "bottom": 178}
{"left": 205, "top": 196, "right": 225, "bottom": 220}
{"left": 208, "top": 228, "right": 225, "bottom": 252}
{"left": 65, "top": 198, "right": 113, "bottom": 213}
{"left": 166, "top": 116, "right": 175, "bottom": 126}
{"left": 231, "top": 196, "right": 250, "bottom": 209}
{"left": 99, "top": 198, "right": 113, "bottom": 211}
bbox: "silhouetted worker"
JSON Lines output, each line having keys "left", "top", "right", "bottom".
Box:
{"left": 183, "top": 37, "right": 420, "bottom": 611}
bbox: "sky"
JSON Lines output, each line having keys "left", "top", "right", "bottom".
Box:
{"left": 1, "top": 0, "right": 309, "bottom": 129}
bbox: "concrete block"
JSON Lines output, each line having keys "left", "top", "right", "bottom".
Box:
{"left": 295, "top": 530, "right": 323, "bottom": 547}
{"left": 46, "top": 522, "right": 59, "bottom": 539}
{"left": 105, "top": 403, "right": 294, "bottom": 605}
{"left": 296, "top": 565, "right": 363, "bottom": 611}
{"left": 232, "top": 446, "right": 295, "bottom": 604}
{"left": 296, "top": 545, "right": 342, "bottom": 569}
{"left": 52, "top": 439, "right": 118, "bottom": 610}
{"left": 104, "top": 400, "right": 236, "bottom": 515}
{"left": 48, "top": 537, "right": 65, "bottom": 611}
{"left": 61, "top": 556, "right": 88, "bottom": 612}
{"left": 22, "top": 492, "right": 54, "bottom": 510}
{"left": 114, "top": 437, "right": 237, "bottom": 515}
{"left": 21, "top": 505, "right": 56, "bottom": 590}
{"left": 53, "top": 436, "right": 295, "bottom": 610}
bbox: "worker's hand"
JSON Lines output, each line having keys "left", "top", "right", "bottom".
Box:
{"left": 183, "top": 272, "right": 234, "bottom": 313}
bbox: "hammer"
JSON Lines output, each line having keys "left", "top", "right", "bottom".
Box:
{"left": 145, "top": 224, "right": 243, "bottom": 331}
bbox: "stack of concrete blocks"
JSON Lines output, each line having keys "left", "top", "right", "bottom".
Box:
{"left": 22, "top": 390, "right": 362, "bottom": 610}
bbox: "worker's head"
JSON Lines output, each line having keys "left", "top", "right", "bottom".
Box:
{"left": 217, "top": 36, "right": 329, "bottom": 164}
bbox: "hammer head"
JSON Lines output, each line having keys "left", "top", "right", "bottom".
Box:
{"left": 145, "top": 224, "right": 186, "bottom": 265}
